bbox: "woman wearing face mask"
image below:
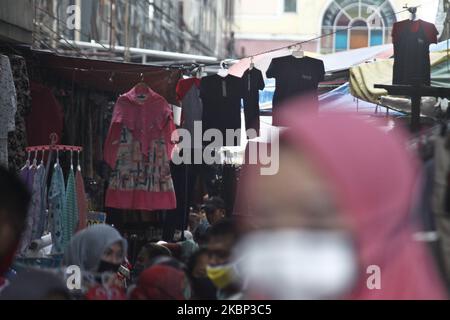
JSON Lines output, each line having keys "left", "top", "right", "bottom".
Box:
{"left": 63, "top": 224, "right": 128, "bottom": 299}
{"left": 234, "top": 99, "right": 447, "bottom": 300}
{"left": 205, "top": 219, "right": 243, "bottom": 300}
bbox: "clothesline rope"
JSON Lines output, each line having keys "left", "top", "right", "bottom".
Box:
{"left": 27, "top": 3, "right": 435, "bottom": 75}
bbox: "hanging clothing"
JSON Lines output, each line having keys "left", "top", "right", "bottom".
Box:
{"left": 266, "top": 55, "right": 325, "bottom": 126}
{"left": 30, "top": 164, "right": 47, "bottom": 241}
{"left": 18, "top": 165, "right": 36, "bottom": 254}
{"left": 104, "top": 86, "right": 177, "bottom": 211}
{"left": 176, "top": 78, "right": 203, "bottom": 147}
{"left": 242, "top": 68, "right": 265, "bottom": 136}
{"left": 63, "top": 168, "right": 79, "bottom": 246}
{"left": 26, "top": 82, "right": 64, "bottom": 147}
{"left": 392, "top": 19, "right": 438, "bottom": 86}
{"left": 76, "top": 169, "right": 88, "bottom": 232}
{"left": 0, "top": 55, "right": 17, "bottom": 168}
{"left": 49, "top": 164, "right": 66, "bottom": 254}
{"left": 7, "top": 55, "right": 32, "bottom": 172}
{"left": 200, "top": 74, "right": 244, "bottom": 147}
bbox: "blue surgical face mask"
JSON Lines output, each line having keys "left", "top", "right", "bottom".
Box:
{"left": 233, "top": 229, "right": 358, "bottom": 300}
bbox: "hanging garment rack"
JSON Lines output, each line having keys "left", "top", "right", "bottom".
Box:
{"left": 26, "top": 145, "right": 83, "bottom": 153}
{"left": 25, "top": 133, "right": 83, "bottom": 153}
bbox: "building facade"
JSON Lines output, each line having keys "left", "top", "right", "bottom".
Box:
{"left": 33, "top": 0, "right": 236, "bottom": 61}
{"left": 234, "top": 0, "right": 441, "bottom": 56}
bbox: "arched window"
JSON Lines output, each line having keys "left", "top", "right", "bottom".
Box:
{"left": 321, "top": 0, "right": 396, "bottom": 53}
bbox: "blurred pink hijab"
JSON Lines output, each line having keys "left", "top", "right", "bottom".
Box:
{"left": 235, "top": 99, "right": 447, "bottom": 299}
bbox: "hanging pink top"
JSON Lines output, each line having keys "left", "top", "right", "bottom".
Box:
{"left": 104, "top": 86, "right": 177, "bottom": 211}
{"left": 104, "top": 86, "right": 176, "bottom": 166}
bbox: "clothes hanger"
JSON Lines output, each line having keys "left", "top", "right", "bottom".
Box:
{"left": 291, "top": 44, "right": 304, "bottom": 58}
{"left": 195, "top": 65, "right": 207, "bottom": 79}
{"left": 135, "top": 73, "right": 149, "bottom": 101}
{"left": 55, "top": 149, "right": 60, "bottom": 168}
{"left": 70, "top": 150, "right": 74, "bottom": 171}
{"left": 404, "top": 5, "right": 418, "bottom": 21}
{"left": 39, "top": 150, "right": 45, "bottom": 168}
{"left": 31, "top": 150, "right": 38, "bottom": 169}
{"left": 217, "top": 60, "right": 229, "bottom": 77}
{"left": 195, "top": 66, "right": 202, "bottom": 79}
{"left": 21, "top": 151, "right": 31, "bottom": 170}
{"left": 77, "top": 150, "right": 81, "bottom": 172}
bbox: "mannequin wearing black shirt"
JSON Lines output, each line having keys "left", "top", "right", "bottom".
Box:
{"left": 267, "top": 55, "right": 325, "bottom": 126}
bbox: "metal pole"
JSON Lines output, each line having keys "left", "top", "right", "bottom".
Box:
{"left": 411, "top": 89, "right": 421, "bottom": 132}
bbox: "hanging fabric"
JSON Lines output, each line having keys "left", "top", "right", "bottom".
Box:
{"left": 176, "top": 77, "right": 203, "bottom": 148}
{"left": 0, "top": 54, "right": 17, "bottom": 168}
{"left": 25, "top": 152, "right": 46, "bottom": 247}
{"left": 64, "top": 166, "right": 78, "bottom": 245}
{"left": 7, "top": 55, "right": 32, "bottom": 172}
{"left": 76, "top": 151, "right": 88, "bottom": 232}
{"left": 18, "top": 153, "right": 36, "bottom": 254}
{"left": 30, "top": 153, "right": 47, "bottom": 241}
{"left": 26, "top": 82, "right": 64, "bottom": 147}
{"left": 103, "top": 84, "right": 177, "bottom": 211}
{"left": 49, "top": 159, "right": 66, "bottom": 254}
{"left": 266, "top": 55, "right": 325, "bottom": 126}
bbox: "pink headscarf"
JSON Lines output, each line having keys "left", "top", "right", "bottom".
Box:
{"left": 236, "top": 98, "right": 447, "bottom": 299}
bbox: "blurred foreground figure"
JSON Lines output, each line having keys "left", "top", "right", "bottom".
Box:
{"left": 234, "top": 103, "right": 447, "bottom": 300}
{"left": 0, "top": 167, "right": 30, "bottom": 288}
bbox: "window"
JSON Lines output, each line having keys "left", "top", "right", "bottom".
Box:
{"left": 321, "top": 0, "right": 397, "bottom": 53}
{"left": 284, "top": 0, "right": 297, "bottom": 13}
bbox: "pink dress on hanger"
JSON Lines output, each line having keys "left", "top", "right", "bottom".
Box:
{"left": 104, "top": 86, "right": 177, "bottom": 211}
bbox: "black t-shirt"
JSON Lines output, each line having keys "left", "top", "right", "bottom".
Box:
{"left": 392, "top": 19, "right": 438, "bottom": 86}
{"left": 242, "top": 68, "right": 265, "bottom": 136}
{"left": 267, "top": 55, "right": 325, "bottom": 125}
{"left": 200, "top": 74, "right": 244, "bottom": 146}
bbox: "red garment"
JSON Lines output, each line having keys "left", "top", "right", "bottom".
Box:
{"left": 130, "top": 265, "right": 189, "bottom": 300}
{"left": 236, "top": 97, "right": 447, "bottom": 299}
{"left": 104, "top": 86, "right": 176, "bottom": 167}
{"left": 392, "top": 19, "right": 438, "bottom": 44}
{"left": 26, "top": 82, "right": 64, "bottom": 146}
{"left": 176, "top": 78, "right": 201, "bottom": 101}
{"left": 104, "top": 85, "right": 177, "bottom": 211}
{"left": 75, "top": 169, "right": 88, "bottom": 232}
{"left": 85, "top": 284, "right": 127, "bottom": 300}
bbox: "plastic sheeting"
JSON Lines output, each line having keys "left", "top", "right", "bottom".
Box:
{"left": 349, "top": 51, "right": 450, "bottom": 106}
